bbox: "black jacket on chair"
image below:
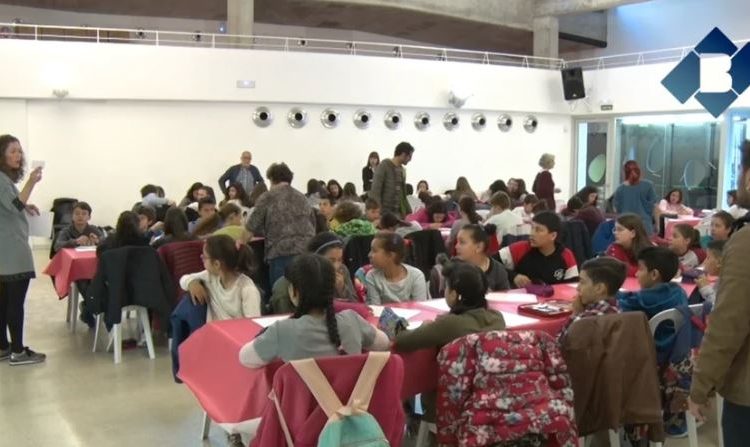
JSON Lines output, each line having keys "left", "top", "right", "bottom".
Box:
{"left": 87, "top": 246, "right": 174, "bottom": 327}
{"left": 343, "top": 235, "right": 375, "bottom": 279}
{"left": 560, "top": 220, "right": 593, "bottom": 267}
{"left": 405, "top": 229, "right": 447, "bottom": 277}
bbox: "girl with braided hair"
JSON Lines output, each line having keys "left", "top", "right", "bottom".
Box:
{"left": 239, "top": 253, "right": 390, "bottom": 367}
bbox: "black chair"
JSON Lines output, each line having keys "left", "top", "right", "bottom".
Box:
{"left": 404, "top": 229, "right": 447, "bottom": 278}
{"left": 49, "top": 197, "right": 78, "bottom": 258}
{"left": 185, "top": 207, "right": 200, "bottom": 223}
{"left": 560, "top": 219, "right": 594, "bottom": 267}
{"left": 343, "top": 235, "right": 375, "bottom": 279}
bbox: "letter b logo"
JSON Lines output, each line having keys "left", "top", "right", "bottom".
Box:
{"left": 699, "top": 54, "right": 733, "bottom": 93}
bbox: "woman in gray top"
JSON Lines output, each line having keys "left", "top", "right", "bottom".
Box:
{"left": 0, "top": 135, "right": 46, "bottom": 365}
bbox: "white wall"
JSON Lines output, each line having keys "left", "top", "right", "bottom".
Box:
{"left": 563, "top": 0, "right": 750, "bottom": 60}
{"left": 15, "top": 100, "right": 571, "bottom": 226}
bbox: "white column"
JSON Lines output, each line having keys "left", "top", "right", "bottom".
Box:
{"left": 533, "top": 15, "right": 559, "bottom": 63}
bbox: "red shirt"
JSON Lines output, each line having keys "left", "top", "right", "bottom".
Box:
{"left": 605, "top": 243, "right": 638, "bottom": 277}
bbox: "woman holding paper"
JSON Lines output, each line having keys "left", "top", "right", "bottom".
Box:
{"left": 0, "top": 135, "right": 46, "bottom": 365}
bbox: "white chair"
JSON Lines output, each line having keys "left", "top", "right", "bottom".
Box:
{"left": 649, "top": 304, "right": 719, "bottom": 447}
{"left": 92, "top": 305, "right": 155, "bottom": 364}
{"left": 200, "top": 411, "right": 211, "bottom": 439}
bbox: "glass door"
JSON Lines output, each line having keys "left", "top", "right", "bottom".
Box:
{"left": 574, "top": 120, "right": 609, "bottom": 204}
{"left": 725, "top": 110, "right": 750, "bottom": 207}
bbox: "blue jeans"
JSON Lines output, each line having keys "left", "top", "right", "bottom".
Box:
{"left": 268, "top": 255, "right": 295, "bottom": 295}
{"left": 723, "top": 399, "right": 750, "bottom": 447}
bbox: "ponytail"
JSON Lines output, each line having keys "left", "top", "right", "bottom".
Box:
{"left": 204, "top": 235, "right": 256, "bottom": 278}
{"left": 288, "top": 254, "right": 341, "bottom": 350}
{"left": 324, "top": 300, "right": 342, "bottom": 349}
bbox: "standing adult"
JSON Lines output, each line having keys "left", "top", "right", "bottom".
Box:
{"left": 218, "top": 151, "right": 265, "bottom": 197}
{"left": 247, "top": 162, "right": 316, "bottom": 291}
{"left": 689, "top": 140, "right": 750, "bottom": 447}
{"left": 532, "top": 153, "right": 558, "bottom": 212}
{"left": 361, "top": 151, "right": 380, "bottom": 193}
{"left": 369, "top": 142, "right": 414, "bottom": 216}
{"left": 0, "top": 134, "right": 46, "bottom": 365}
{"left": 613, "top": 160, "right": 657, "bottom": 234}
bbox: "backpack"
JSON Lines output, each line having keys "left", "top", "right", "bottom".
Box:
{"left": 275, "top": 352, "right": 391, "bottom": 447}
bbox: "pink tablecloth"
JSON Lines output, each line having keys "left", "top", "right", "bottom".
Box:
{"left": 43, "top": 248, "right": 98, "bottom": 298}
{"left": 177, "top": 291, "right": 574, "bottom": 425}
{"left": 664, "top": 217, "right": 702, "bottom": 241}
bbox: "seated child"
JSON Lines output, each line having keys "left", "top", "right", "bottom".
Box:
{"left": 240, "top": 253, "right": 390, "bottom": 366}
{"left": 151, "top": 207, "right": 196, "bottom": 249}
{"left": 670, "top": 223, "right": 701, "bottom": 270}
{"left": 270, "top": 232, "right": 358, "bottom": 314}
{"left": 53, "top": 201, "right": 103, "bottom": 253}
{"left": 97, "top": 210, "right": 150, "bottom": 255}
{"left": 140, "top": 184, "right": 173, "bottom": 208}
{"left": 512, "top": 194, "right": 539, "bottom": 223}
{"left": 558, "top": 257, "right": 625, "bottom": 341}
{"left": 605, "top": 213, "right": 653, "bottom": 277}
{"left": 498, "top": 211, "right": 579, "bottom": 287}
{"left": 179, "top": 234, "right": 261, "bottom": 321}
{"left": 406, "top": 196, "right": 456, "bottom": 230}
{"left": 379, "top": 211, "right": 422, "bottom": 237}
{"left": 211, "top": 203, "right": 250, "bottom": 242}
{"left": 701, "top": 210, "right": 733, "bottom": 247}
{"left": 364, "top": 198, "right": 381, "bottom": 224}
{"left": 318, "top": 193, "right": 337, "bottom": 229}
{"left": 365, "top": 232, "right": 427, "bottom": 304}
{"left": 134, "top": 204, "right": 163, "bottom": 243}
{"left": 394, "top": 260, "right": 506, "bottom": 421}
{"left": 484, "top": 191, "right": 524, "bottom": 245}
{"left": 695, "top": 240, "right": 725, "bottom": 304}
{"left": 332, "top": 201, "right": 376, "bottom": 238}
{"left": 188, "top": 197, "right": 217, "bottom": 234}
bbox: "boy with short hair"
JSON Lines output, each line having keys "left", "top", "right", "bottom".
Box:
{"left": 365, "top": 198, "right": 381, "bottom": 225}
{"left": 485, "top": 191, "right": 524, "bottom": 243}
{"left": 140, "top": 184, "right": 173, "bottom": 208}
{"left": 617, "top": 246, "right": 688, "bottom": 327}
{"left": 53, "top": 201, "right": 104, "bottom": 253}
{"left": 189, "top": 197, "right": 217, "bottom": 234}
{"left": 559, "top": 256, "right": 626, "bottom": 340}
{"left": 701, "top": 210, "right": 734, "bottom": 248}
{"left": 498, "top": 211, "right": 579, "bottom": 287}
{"left": 135, "top": 204, "right": 163, "bottom": 242}
{"left": 695, "top": 240, "right": 725, "bottom": 304}
{"left": 318, "top": 193, "right": 335, "bottom": 222}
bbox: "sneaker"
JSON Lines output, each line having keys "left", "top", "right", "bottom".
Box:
{"left": 78, "top": 302, "right": 95, "bottom": 329}
{"left": 9, "top": 347, "right": 46, "bottom": 366}
{"left": 0, "top": 348, "right": 10, "bottom": 361}
{"left": 227, "top": 433, "right": 244, "bottom": 447}
{"left": 666, "top": 421, "right": 688, "bottom": 438}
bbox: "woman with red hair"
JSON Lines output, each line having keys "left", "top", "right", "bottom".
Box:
{"left": 613, "top": 160, "right": 657, "bottom": 234}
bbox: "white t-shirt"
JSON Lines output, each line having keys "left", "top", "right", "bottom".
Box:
{"left": 485, "top": 210, "right": 525, "bottom": 243}
{"left": 179, "top": 270, "right": 261, "bottom": 321}
{"left": 511, "top": 207, "right": 533, "bottom": 235}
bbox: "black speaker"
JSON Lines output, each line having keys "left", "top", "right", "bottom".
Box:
{"left": 561, "top": 67, "right": 585, "bottom": 100}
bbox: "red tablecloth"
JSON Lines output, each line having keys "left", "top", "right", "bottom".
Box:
{"left": 177, "top": 290, "right": 574, "bottom": 425}
{"left": 43, "top": 248, "right": 98, "bottom": 298}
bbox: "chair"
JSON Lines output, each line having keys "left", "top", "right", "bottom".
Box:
{"left": 248, "top": 238, "right": 269, "bottom": 296}
{"left": 92, "top": 305, "right": 155, "bottom": 364}
{"left": 562, "top": 313, "right": 665, "bottom": 447}
{"left": 49, "top": 197, "right": 77, "bottom": 259}
{"left": 343, "top": 234, "right": 375, "bottom": 279}
{"left": 404, "top": 230, "right": 447, "bottom": 278}
{"left": 250, "top": 353, "right": 405, "bottom": 446}
{"left": 591, "top": 219, "right": 615, "bottom": 255}
{"left": 157, "top": 240, "right": 205, "bottom": 306}
{"left": 649, "top": 304, "right": 722, "bottom": 447}
{"left": 561, "top": 219, "right": 594, "bottom": 266}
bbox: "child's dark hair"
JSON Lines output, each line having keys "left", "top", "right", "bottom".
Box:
{"left": 489, "top": 179, "right": 508, "bottom": 195}
{"left": 140, "top": 184, "right": 158, "bottom": 198}
{"left": 532, "top": 211, "right": 561, "bottom": 235}
{"left": 418, "top": 191, "right": 432, "bottom": 205}
{"left": 674, "top": 223, "right": 701, "bottom": 249}
{"left": 333, "top": 201, "right": 363, "bottom": 224}
{"left": 458, "top": 195, "right": 482, "bottom": 224}
{"left": 365, "top": 198, "right": 380, "bottom": 211}
{"left": 163, "top": 207, "right": 191, "bottom": 240}
{"left": 113, "top": 211, "right": 143, "bottom": 246}
{"left": 426, "top": 197, "right": 447, "bottom": 222}
{"left": 306, "top": 178, "right": 321, "bottom": 196}
{"left": 405, "top": 183, "right": 414, "bottom": 196}
{"left": 73, "top": 201, "right": 92, "bottom": 215}
{"left": 185, "top": 182, "right": 204, "bottom": 201}
{"left": 198, "top": 196, "right": 216, "bottom": 211}
{"left": 707, "top": 239, "right": 726, "bottom": 258}
{"left": 307, "top": 231, "right": 344, "bottom": 255}
{"left": 580, "top": 257, "right": 626, "bottom": 296}
{"left": 459, "top": 223, "right": 497, "bottom": 253}
{"left": 442, "top": 260, "right": 488, "bottom": 315}
{"left": 373, "top": 232, "right": 406, "bottom": 264}
{"left": 319, "top": 191, "right": 335, "bottom": 206}
{"left": 287, "top": 254, "right": 340, "bottom": 348}
{"left": 380, "top": 211, "right": 411, "bottom": 230}
{"left": 204, "top": 234, "right": 256, "bottom": 278}
{"left": 565, "top": 197, "right": 584, "bottom": 214}
{"left": 135, "top": 204, "right": 156, "bottom": 224}
{"left": 712, "top": 211, "right": 734, "bottom": 229}
{"left": 490, "top": 191, "right": 511, "bottom": 210}
{"left": 225, "top": 181, "right": 252, "bottom": 207}
{"left": 664, "top": 188, "right": 684, "bottom": 203}
{"left": 523, "top": 194, "right": 540, "bottom": 206}
{"left": 637, "top": 246, "right": 679, "bottom": 282}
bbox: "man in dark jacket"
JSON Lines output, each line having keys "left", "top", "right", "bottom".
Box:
{"left": 369, "top": 142, "right": 414, "bottom": 216}
{"left": 218, "top": 151, "right": 265, "bottom": 196}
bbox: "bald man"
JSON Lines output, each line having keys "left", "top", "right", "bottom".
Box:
{"left": 218, "top": 151, "right": 265, "bottom": 196}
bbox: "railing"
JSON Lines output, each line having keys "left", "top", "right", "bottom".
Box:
{"left": 565, "top": 38, "right": 750, "bottom": 70}
{"left": 0, "top": 22, "right": 565, "bottom": 70}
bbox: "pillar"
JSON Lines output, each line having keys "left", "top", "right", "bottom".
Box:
{"left": 533, "top": 15, "right": 559, "bottom": 63}
{"left": 227, "top": 0, "right": 254, "bottom": 37}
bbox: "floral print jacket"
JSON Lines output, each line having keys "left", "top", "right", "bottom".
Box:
{"left": 437, "top": 330, "right": 578, "bottom": 447}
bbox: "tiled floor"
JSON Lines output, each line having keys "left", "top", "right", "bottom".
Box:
{"left": 0, "top": 250, "right": 722, "bottom": 447}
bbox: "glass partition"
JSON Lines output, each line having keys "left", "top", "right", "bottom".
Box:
{"left": 615, "top": 114, "right": 721, "bottom": 210}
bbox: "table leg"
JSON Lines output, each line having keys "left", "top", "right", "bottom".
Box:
{"left": 65, "top": 292, "right": 72, "bottom": 323}
{"left": 69, "top": 282, "right": 79, "bottom": 333}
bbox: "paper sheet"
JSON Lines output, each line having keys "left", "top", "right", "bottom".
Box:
{"left": 253, "top": 315, "right": 289, "bottom": 328}
{"left": 26, "top": 211, "right": 52, "bottom": 238}
{"left": 418, "top": 299, "right": 451, "bottom": 313}
{"left": 486, "top": 292, "right": 537, "bottom": 304}
{"left": 369, "top": 306, "right": 421, "bottom": 320}
{"left": 74, "top": 246, "right": 97, "bottom": 252}
{"left": 407, "top": 321, "right": 424, "bottom": 330}
{"left": 500, "top": 312, "right": 540, "bottom": 328}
